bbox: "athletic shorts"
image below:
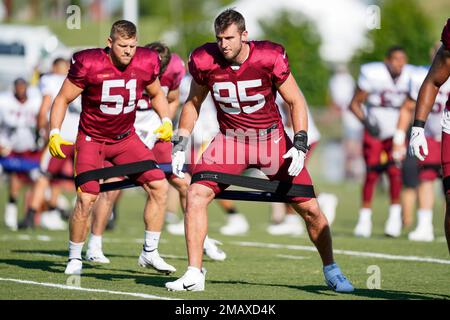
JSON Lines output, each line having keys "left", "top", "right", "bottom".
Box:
{"left": 191, "top": 129, "right": 314, "bottom": 202}
{"left": 74, "top": 130, "right": 165, "bottom": 195}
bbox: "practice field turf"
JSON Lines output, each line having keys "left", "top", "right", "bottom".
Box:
{"left": 0, "top": 167, "right": 449, "bottom": 301}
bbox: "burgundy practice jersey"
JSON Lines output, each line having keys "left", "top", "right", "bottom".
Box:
{"left": 137, "top": 53, "right": 186, "bottom": 110}
{"left": 189, "top": 41, "right": 290, "bottom": 132}
{"left": 68, "top": 47, "right": 160, "bottom": 142}
{"left": 442, "top": 19, "right": 450, "bottom": 51}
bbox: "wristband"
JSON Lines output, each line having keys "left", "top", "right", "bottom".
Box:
{"left": 413, "top": 120, "right": 426, "bottom": 128}
{"left": 393, "top": 130, "right": 406, "bottom": 145}
{"left": 49, "top": 128, "right": 60, "bottom": 136}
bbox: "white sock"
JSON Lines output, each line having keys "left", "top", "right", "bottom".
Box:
{"left": 144, "top": 231, "right": 160, "bottom": 252}
{"left": 417, "top": 209, "right": 433, "bottom": 227}
{"left": 88, "top": 234, "right": 102, "bottom": 251}
{"left": 68, "top": 241, "right": 84, "bottom": 260}
{"left": 359, "top": 208, "right": 372, "bottom": 222}
{"left": 187, "top": 266, "right": 202, "bottom": 274}
{"left": 284, "top": 213, "right": 301, "bottom": 224}
{"left": 389, "top": 204, "right": 402, "bottom": 220}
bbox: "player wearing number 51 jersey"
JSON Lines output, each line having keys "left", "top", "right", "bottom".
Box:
{"left": 48, "top": 20, "right": 174, "bottom": 276}
{"left": 166, "top": 9, "right": 353, "bottom": 293}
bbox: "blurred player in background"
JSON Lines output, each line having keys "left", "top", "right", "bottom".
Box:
{"left": 350, "top": 46, "right": 414, "bottom": 238}
{"left": 18, "top": 57, "right": 79, "bottom": 230}
{"left": 409, "top": 19, "right": 450, "bottom": 252}
{"left": 0, "top": 78, "right": 42, "bottom": 230}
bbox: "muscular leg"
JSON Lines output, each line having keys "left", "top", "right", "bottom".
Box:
{"left": 185, "top": 184, "right": 215, "bottom": 268}
{"left": 142, "top": 179, "right": 169, "bottom": 232}
{"left": 291, "top": 198, "right": 333, "bottom": 266}
{"left": 169, "top": 176, "right": 189, "bottom": 212}
{"left": 446, "top": 193, "right": 450, "bottom": 254}
{"left": 70, "top": 191, "right": 98, "bottom": 243}
{"left": 91, "top": 181, "right": 122, "bottom": 236}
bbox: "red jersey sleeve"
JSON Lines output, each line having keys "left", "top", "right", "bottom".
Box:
{"left": 272, "top": 45, "right": 291, "bottom": 85}
{"left": 188, "top": 48, "right": 207, "bottom": 86}
{"left": 142, "top": 48, "right": 160, "bottom": 87}
{"left": 67, "top": 50, "right": 90, "bottom": 89}
{"left": 441, "top": 19, "right": 450, "bottom": 51}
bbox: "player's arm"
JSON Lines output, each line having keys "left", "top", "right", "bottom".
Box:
{"left": 171, "top": 79, "right": 209, "bottom": 178}
{"left": 177, "top": 79, "right": 209, "bottom": 138}
{"left": 410, "top": 45, "right": 450, "bottom": 161}
{"left": 48, "top": 79, "right": 82, "bottom": 158}
{"left": 144, "top": 78, "right": 173, "bottom": 141}
{"left": 349, "top": 87, "right": 369, "bottom": 123}
{"left": 349, "top": 87, "right": 380, "bottom": 137}
{"left": 392, "top": 97, "right": 415, "bottom": 162}
{"left": 277, "top": 73, "right": 308, "bottom": 133}
{"left": 414, "top": 45, "right": 450, "bottom": 124}
{"left": 277, "top": 73, "right": 310, "bottom": 176}
{"left": 37, "top": 95, "right": 52, "bottom": 132}
{"left": 166, "top": 87, "right": 181, "bottom": 120}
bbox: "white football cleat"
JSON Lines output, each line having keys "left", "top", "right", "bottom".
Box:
{"left": 384, "top": 214, "right": 402, "bottom": 238}
{"left": 4, "top": 203, "right": 18, "bottom": 231}
{"left": 203, "top": 237, "right": 226, "bottom": 261}
{"left": 138, "top": 249, "right": 176, "bottom": 274}
{"left": 354, "top": 217, "right": 372, "bottom": 238}
{"left": 86, "top": 249, "right": 110, "bottom": 263}
{"left": 40, "top": 210, "right": 67, "bottom": 231}
{"left": 220, "top": 213, "right": 249, "bottom": 236}
{"left": 408, "top": 225, "right": 434, "bottom": 242}
{"left": 165, "top": 211, "right": 180, "bottom": 224}
{"left": 64, "top": 259, "right": 82, "bottom": 275}
{"left": 166, "top": 220, "right": 185, "bottom": 235}
{"left": 317, "top": 193, "right": 338, "bottom": 225}
{"left": 165, "top": 267, "right": 206, "bottom": 291}
{"left": 267, "top": 214, "right": 304, "bottom": 236}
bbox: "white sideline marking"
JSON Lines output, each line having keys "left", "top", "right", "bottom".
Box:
{"left": 277, "top": 254, "right": 309, "bottom": 260}
{"left": 0, "top": 277, "right": 180, "bottom": 300}
{"left": 233, "top": 241, "right": 450, "bottom": 265}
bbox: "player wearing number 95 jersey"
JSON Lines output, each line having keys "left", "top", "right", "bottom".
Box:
{"left": 48, "top": 20, "right": 175, "bottom": 276}
{"left": 166, "top": 9, "right": 353, "bottom": 293}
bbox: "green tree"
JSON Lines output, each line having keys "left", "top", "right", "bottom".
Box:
{"left": 260, "top": 11, "right": 330, "bottom": 107}
{"left": 353, "top": 0, "right": 434, "bottom": 69}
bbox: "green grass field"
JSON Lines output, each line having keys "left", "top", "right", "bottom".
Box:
{"left": 0, "top": 145, "right": 449, "bottom": 300}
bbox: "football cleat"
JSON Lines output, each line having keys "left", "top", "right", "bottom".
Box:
{"left": 85, "top": 249, "right": 110, "bottom": 263}
{"left": 4, "top": 203, "right": 18, "bottom": 231}
{"left": 203, "top": 237, "right": 226, "bottom": 261}
{"left": 220, "top": 213, "right": 249, "bottom": 236}
{"left": 267, "top": 214, "right": 304, "bottom": 236}
{"left": 384, "top": 214, "right": 402, "bottom": 238}
{"left": 138, "top": 248, "right": 176, "bottom": 274}
{"left": 64, "top": 259, "right": 83, "bottom": 275}
{"left": 165, "top": 267, "right": 206, "bottom": 291}
{"left": 408, "top": 225, "right": 434, "bottom": 242}
{"left": 166, "top": 220, "right": 185, "bottom": 235}
{"left": 317, "top": 193, "right": 338, "bottom": 225}
{"left": 40, "top": 210, "right": 67, "bottom": 230}
{"left": 354, "top": 215, "right": 372, "bottom": 238}
{"left": 323, "top": 263, "right": 354, "bottom": 293}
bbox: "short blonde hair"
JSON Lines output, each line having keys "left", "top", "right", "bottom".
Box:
{"left": 110, "top": 20, "right": 137, "bottom": 40}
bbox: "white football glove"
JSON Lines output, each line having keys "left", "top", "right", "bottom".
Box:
{"left": 172, "top": 135, "right": 189, "bottom": 179}
{"left": 409, "top": 126, "right": 428, "bottom": 161}
{"left": 172, "top": 150, "right": 186, "bottom": 178}
{"left": 282, "top": 147, "right": 306, "bottom": 176}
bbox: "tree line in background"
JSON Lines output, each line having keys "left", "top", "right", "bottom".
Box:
{"left": 3, "top": 0, "right": 437, "bottom": 107}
